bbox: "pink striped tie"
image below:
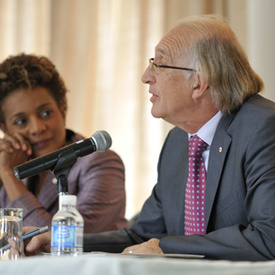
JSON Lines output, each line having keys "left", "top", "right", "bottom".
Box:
{"left": 184, "top": 135, "right": 208, "bottom": 235}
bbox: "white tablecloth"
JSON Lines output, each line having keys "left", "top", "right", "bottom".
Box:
{"left": 1, "top": 253, "right": 275, "bottom": 275}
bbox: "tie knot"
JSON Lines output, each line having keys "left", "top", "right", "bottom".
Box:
{"left": 188, "top": 135, "right": 208, "bottom": 157}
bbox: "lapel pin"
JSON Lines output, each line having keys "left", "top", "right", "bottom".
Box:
{"left": 219, "top": 147, "right": 223, "bottom": 153}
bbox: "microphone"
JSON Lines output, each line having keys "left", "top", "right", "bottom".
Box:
{"left": 13, "top": 130, "right": 112, "bottom": 180}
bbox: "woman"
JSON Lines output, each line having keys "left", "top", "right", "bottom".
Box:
{"left": 0, "top": 53, "right": 127, "bottom": 233}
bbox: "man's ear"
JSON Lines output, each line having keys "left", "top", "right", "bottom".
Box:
{"left": 192, "top": 72, "right": 209, "bottom": 100}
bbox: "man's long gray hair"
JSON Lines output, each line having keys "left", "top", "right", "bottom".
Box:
{"left": 176, "top": 14, "right": 264, "bottom": 114}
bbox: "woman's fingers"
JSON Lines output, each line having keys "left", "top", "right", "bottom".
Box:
{"left": 12, "top": 133, "right": 32, "bottom": 155}
{"left": 0, "top": 133, "right": 32, "bottom": 156}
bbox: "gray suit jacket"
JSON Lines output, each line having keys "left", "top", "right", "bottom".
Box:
{"left": 84, "top": 94, "right": 275, "bottom": 261}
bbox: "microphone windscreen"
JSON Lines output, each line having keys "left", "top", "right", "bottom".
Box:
{"left": 92, "top": 130, "right": 112, "bottom": 152}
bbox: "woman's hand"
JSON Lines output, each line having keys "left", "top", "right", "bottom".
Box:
{"left": 23, "top": 227, "right": 51, "bottom": 256}
{"left": 0, "top": 132, "right": 32, "bottom": 170}
{"left": 0, "top": 132, "right": 32, "bottom": 200}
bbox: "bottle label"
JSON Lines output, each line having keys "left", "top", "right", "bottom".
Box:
{"left": 51, "top": 225, "right": 83, "bottom": 248}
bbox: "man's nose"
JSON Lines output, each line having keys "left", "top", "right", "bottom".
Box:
{"left": 141, "top": 65, "right": 155, "bottom": 84}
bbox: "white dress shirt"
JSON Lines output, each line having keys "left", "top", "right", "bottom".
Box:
{"left": 188, "top": 111, "right": 222, "bottom": 171}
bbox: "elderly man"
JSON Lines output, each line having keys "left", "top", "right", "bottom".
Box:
{"left": 25, "top": 14, "right": 275, "bottom": 261}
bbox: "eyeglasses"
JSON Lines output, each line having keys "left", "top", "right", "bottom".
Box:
{"left": 149, "top": 58, "right": 196, "bottom": 73}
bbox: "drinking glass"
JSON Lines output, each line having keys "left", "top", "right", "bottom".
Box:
{"left": 0, "top": 208, "right": 23, "bottom": 260}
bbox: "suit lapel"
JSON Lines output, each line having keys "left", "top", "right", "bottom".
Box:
{"left": 204, "top": 113, "right": 234, "bottom": 230}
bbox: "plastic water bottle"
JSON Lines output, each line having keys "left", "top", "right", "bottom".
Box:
{"left": 51, "top": 195, "right": 84, "bottom": 256}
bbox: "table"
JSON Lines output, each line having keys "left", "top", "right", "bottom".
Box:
{"left": 1, "top": 253, "right": 275, "bottom": 275}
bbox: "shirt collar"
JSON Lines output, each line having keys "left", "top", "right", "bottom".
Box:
{"left": 188, "top": 111, "right": 222, "bottom": 146}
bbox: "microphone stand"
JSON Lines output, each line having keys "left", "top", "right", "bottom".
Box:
{"left": 50, "top": 148, "right": 77, "bottom": 209}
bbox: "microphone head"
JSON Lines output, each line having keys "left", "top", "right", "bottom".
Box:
{"left": 91, "top": 130, "right": 112, "bottom": 152}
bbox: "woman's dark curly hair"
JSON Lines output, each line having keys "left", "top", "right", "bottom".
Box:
{"left": 0, "top": 53, "right": 68, "bottom": 124}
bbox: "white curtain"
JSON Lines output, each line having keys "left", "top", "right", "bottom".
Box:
{"left": 0, "top": 0, "right": 274, "bottom": 219}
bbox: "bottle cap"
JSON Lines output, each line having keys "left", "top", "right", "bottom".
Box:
{"left": 60, "top": 195, "right": 77, "bottom": 206}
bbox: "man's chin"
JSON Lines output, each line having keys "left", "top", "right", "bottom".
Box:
{"left": 151, "top": 109, "right": 163, "bottom": 119}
